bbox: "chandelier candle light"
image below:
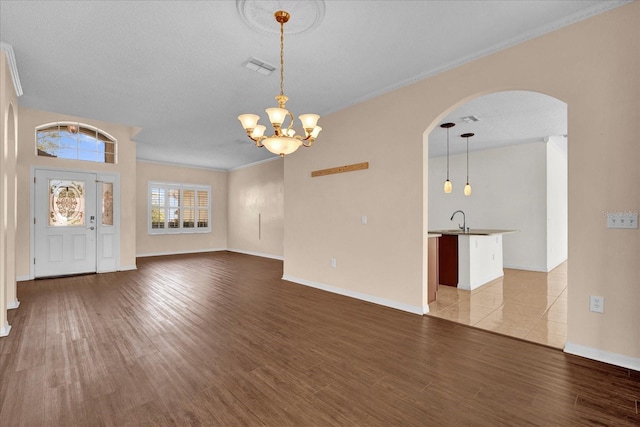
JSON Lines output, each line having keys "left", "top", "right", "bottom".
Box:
{"left": 462, "top": 132, "right": 474, "bottom": 196}
{"left": 238, "top": 10, "right": 322, "bottom": 157}
{"left": 441, "top": 122, "right": 455, "bottom": 193}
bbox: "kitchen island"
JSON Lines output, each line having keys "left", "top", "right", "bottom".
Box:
{"left": 428, "top": 229, "right": 517, "bottom": 291}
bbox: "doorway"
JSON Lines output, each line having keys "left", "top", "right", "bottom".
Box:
{"left": 33, "top": 168, "right": 120, "bottom": 278}
{"left": 424, "top": 90, "right": 568, "bottom": 348}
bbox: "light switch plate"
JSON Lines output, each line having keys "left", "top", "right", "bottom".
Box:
{"left": 607, "top": 212, "right": 638, "bottom": 229}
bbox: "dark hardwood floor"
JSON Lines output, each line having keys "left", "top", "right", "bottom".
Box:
{"left": 1, "top": 252, "right": 638, "bottom": 426}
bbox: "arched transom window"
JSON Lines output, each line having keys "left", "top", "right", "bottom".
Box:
{"left": 36, "top": 122, "right": 117, "bottom": 164}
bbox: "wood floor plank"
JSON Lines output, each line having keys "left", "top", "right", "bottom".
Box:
{"left": 0, "top": 364, "right": 46, "bottom": 426}
{"left": 0, "top": 251, "right": 638, "bottom": 426}
{"left": 13, "top": 323, "right": 46, "bottom": 372}
{"left": 43, "top": 381, "right": 87, "bottom": 427}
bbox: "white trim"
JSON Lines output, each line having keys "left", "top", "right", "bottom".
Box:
{"left": 0, "top": 42, "right": 23, "bottom": 97}
{"left": 564, "top": 341, "right": 640, "bottom": 372}
{"left": 136, "top": 158, "right": 227, "bottom": 172}
{"left": 7, "top": 299, "right": 20, "bottom": 310}
{"left": 136, "top": 248, "right": 227, "bottom": 258}
{"left": 119, "top": 265, "right": 137, "bottom": 271}
{"left": 228, "top": 156, "right": 282, "bottom": 171}
{"left": 228, "top": 248, "right": 283, "bottom": 261}
{"left": 546, "top": 258, "right": 568, "bottom": 273}
{"left": 282, "top": 275, "right": 423, "bottom": 315}
{"left": 0, "top": 321, "right": 11, "bottom": 337}
{"left": 503, "top": 264, "right": 549, "bottom": 273}
{"left": 16, "top": 275, "right": 31, "bottom": 282}
{"left": 423, "top": 305, "right": 429, "bottom": 314}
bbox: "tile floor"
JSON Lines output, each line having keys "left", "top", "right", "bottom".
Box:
{"left": 428, "top": 262, "right": 567, "bottom": 349}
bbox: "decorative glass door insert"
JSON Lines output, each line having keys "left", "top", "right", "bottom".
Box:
{"left": 49, "top": 180, "right": 85, "bottom": 226}
{"left": 102, "top": 182, "right": 114, "bottom": 226}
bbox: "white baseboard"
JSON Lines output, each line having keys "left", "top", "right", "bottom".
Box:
{"left": 282, "top": 275, "right": 424, "bottom": 315}
{"left": 0, "top": 321, "right": 11, "bottom": 337}
{"left": 136, "top": 248, "right": 227, "bottom": 258}
{"left": 503, "top": 264, "right": 548, "bottom": 272}
{"left": 564, "top": 341, "right": 640, "bottom": 372}
{"left": 547, "top": 258, "right": 568, "bottom": 272}
{"left": 228, "top": 249, "right": 284, "bottom": 261}
{"left": 7, "top": 299, "right": 20, "bottom": 310}
{"left": 119, "top": 265, "right": 138, "bottom": 271}
{"left": 16, "top": 275, "right": 31, "bottom": 282}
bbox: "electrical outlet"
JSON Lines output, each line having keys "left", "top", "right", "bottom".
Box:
{"left": 589, "top": 295, "right": 604, "bottom": 313}
{"left": 330, "top": 258, "right": 337, "bottom": 268}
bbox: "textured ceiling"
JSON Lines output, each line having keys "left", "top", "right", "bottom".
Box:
{"left": 429, "top": 91, "right": 567, "bottom": 158}
{"left": 0, "top": 0, "right": 627, "bottom": 169}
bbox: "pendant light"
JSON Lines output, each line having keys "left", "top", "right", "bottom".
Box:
{"left": 461, "top": 132, "right": 474, "bottom": 196}
{"left": 441, "top": 122, "right": 455, "bottom": 193}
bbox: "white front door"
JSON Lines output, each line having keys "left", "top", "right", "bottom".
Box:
{"left": 35, "top": 170, "right": 97, "bottom": 277}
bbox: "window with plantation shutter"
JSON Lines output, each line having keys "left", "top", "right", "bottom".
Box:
{"left": 197, "top": 190, "right": 209, "bottom": 227}
{"left": 148, "top": 182, "right": 211, "bottom": 234}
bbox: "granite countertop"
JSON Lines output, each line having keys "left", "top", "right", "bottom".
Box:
{"left": 428, "top": 229, "right": 518, "bottom": 236}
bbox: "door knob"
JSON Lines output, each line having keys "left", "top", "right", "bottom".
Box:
{"left": 88, "top": 226, "right": 95, "bottom": 230}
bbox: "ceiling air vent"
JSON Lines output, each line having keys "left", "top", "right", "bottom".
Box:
{"left": 243, "top": 57, "right": 275, "bottom": 76}
{"left": 460, "top": 115, "right": 480, "bottom": 123}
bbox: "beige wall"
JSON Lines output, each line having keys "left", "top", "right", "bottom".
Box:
{"left": 16, "top": 107, "right": 139, "bottom": 277}
{"left": 228, "top": 158, "right": 284, "bottom": 259}
{"left": 284, "top": 3, "right": 639, "bottom": 366}
{"left": 1, "top": 50, "right": 19, "bottom": 334}
{"left": 136, "top": 161, "right": 228, "bottom": 256}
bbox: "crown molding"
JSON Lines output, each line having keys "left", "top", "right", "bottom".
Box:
{"left": 0, "top": 42, "right": 23, "bottom": 97}
{"left": 136, "top": 157, "right": 228, "bottom": 172}
{"left": 228, "top": 155, "right": 282, "bottom": 172}
{"left": 325, "top": 0, "right": 632, "bottom": 117}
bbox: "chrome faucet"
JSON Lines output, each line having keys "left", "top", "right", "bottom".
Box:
{"left": 450, "top": 210, "right": 467, "bottom": 232}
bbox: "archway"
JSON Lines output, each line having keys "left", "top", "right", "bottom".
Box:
{"left": 423, "top": 90, "right": 568, "bottom": 348}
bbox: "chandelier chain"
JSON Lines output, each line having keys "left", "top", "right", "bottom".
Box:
{"left": 280, "top": 19, "right": 285, "bottom": 97}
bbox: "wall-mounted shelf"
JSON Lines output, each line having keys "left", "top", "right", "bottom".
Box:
{"left": 311, "top": 162, "right": 369, "bottom": 178}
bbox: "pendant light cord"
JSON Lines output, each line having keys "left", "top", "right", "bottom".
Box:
{"left": 466, "top": 137, "right": 469, "bottom": 182}
{"left": 446, "top": 128, "right": 450, "bottom": 180}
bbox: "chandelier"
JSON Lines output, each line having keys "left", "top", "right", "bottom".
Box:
{"left": 238, "top": 10, "right": 322, "bottom": 157}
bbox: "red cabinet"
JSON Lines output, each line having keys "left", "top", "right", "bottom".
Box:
{"left": 438, "top": 235, "right": 458, "bottom": 287}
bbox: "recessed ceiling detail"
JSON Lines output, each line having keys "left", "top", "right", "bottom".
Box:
{"left": 236, "top": 0, "right": 325, "bottom": 35}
